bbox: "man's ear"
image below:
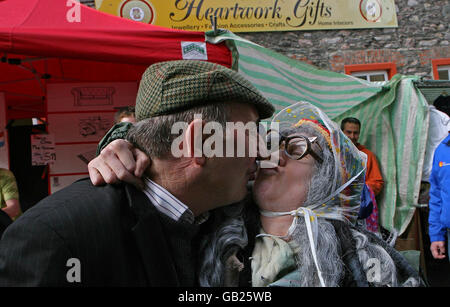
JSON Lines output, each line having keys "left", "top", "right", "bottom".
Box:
{"left": 185, "top": 118, "right": 206, "bottom": 166}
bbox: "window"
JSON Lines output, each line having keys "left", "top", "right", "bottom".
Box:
{"left": 437, "top": 66, "right": 450, "bottom": 80}
{"left": 351, "top": 70, "right": 389, "bottom": 82}
{"left": 345, "top": 63, "right": 397, "bottom": 83}
{"left": 432, "top": 58, "right": 450, "bottom": 80}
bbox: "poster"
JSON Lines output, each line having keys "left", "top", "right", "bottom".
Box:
{"left": 47, "top": 82, "right": 137, "bottom": 112}
{"left": 50, "top": 174, "right": 87, "bottom": 194}
{"left": 49, "top": 143, "right": 97, "bottom": 175}
{"left": 47, "top": 112, "right": 115, "bottom": 143}
{"left": 31, "top": 134, "right": 56, "bottom": 166}
{"left": 46, "top": 82, "right": 137, "bottom": 193}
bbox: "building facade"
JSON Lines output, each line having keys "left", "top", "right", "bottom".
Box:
{"left": 238, "top": 0, "right": 450, "bottom": 82}
{"left": 84, "top": 0, "right": 450, "bottom": 82}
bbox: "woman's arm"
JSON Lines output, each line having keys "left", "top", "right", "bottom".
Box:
{"left": 88, "top": 139, "right": 150, "bottom": 189}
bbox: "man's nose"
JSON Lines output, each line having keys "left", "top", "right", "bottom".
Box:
{"left": 278, "top": 150, "right": 287, "bottom": 166}
{"left": 256, "top": 133, "right": 270, "bottom": 160}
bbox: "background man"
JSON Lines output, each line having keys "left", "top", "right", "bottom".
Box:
{"left": 114, "top": 106, "right": 136, "bottom": 124}
{"left": 341, "top": 117, "right": 384, "bottom": 196}
{"left": 428, "top": 131, "right": 450, "bottom": 261}
{"left": 0, "top": 60, "right": 274, "bottom": 286}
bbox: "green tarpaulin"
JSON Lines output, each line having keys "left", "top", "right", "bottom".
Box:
{"left": 208, "top": 31, "right": 429, "bottom": 235}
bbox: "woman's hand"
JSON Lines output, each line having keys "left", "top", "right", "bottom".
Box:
{"left": 88, "top": 139, "right": 150, "bottom": 189}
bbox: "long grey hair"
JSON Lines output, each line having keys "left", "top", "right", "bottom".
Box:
{"left": 198, "top": 124, "right": 422, "bottom": 287}
{"left": 198, "top": 200, "right": 248, "bottom": 287}
{"left": 198, "top": 124, "right": 337, "bottom": 287}
{"left": 281, "top": 124, "right": 345, "bottom": 287}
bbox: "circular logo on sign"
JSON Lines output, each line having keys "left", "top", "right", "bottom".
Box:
{"left": 359, "top": 0, "right": 382, "bottom": 22}
{"left": 130, "top": 7, "right": 145, "bottom": 21}
{"left": 120, "top": 0, "right": 154, "bottom": 24}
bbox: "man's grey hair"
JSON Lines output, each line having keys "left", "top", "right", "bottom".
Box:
{"left": 126, "top": 103, "right": 228, "bottom": 158}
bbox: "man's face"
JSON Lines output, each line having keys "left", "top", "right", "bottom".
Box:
{"left": 342, "top": 122, "right": 360, "bottom": 145}
{"left": 206, "top": 102, "right": 259, "bottom": 207}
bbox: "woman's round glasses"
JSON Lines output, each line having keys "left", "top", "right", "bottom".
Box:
{"left": 265, "top": 130, "right": 324, "bottom": 164}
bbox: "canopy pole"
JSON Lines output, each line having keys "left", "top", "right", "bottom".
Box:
{"left": 210, "top": 15, "right": 217, "bottom": 35}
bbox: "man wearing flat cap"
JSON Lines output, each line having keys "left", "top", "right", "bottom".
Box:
{"left": 0, "top": 60, "right": 274, "bottom": 286}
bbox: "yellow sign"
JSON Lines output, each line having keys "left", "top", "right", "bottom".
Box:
{"left": 95, "top": 0, "right": 398, "bottom": 32}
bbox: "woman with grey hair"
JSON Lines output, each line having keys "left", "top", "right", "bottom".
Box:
{"left": 197, "top": 102, "right": 423, "bottom": 287}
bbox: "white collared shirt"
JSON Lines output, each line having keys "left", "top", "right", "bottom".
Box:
{"left": 142, "top": 177, "right": 208, "bottom": 224}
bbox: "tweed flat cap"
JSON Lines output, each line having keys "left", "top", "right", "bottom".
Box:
{"left": 135, "top": 60, "right": 274, "bottom": 120}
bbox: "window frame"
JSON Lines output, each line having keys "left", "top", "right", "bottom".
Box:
{"left": 344, "top": 62, "right": 397, "bottom": 82}
{"left": 351, "top": 70, "right": 389, "bottom": 82}
{"left": 432, "top": 58, "right": 450, "bottom": 80}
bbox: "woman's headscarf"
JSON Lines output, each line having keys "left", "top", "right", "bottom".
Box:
{"left": 266, "top": 101, "right": 367, "bottom": 222}
{"left": 259, "top": 101, "right": 367, "bottom": 286}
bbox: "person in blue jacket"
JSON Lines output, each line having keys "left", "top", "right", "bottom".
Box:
{"left": 429, "top": 133, "right": 450, "bottom": 261}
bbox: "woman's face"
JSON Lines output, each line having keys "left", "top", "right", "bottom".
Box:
{"left": 253, "top": 133, "right": 317, "bottom": 212}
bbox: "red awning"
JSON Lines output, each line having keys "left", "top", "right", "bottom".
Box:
{"left": 0, "top": 0, "right": 231, "bottom": 119}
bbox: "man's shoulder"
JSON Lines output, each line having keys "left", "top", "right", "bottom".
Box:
{"left": 434, "top": 140, "right": 450, "bottom": 170}
{"left": 18, "top": 179, "right": 135, "bottom": 228}
{"left": 0, "top": 179, "right": 153, "bottom": 286}
{"left": 434, "top": 138, "right": 450, "bottom": 162}
{"left": 358, "top": 144, "right": 376, "bottom": 157}
{"left": 437, "top": 135, "right": 450, "bottom": 151}
{"left": 50, "top": 178, "right": 124, "bottom": 201}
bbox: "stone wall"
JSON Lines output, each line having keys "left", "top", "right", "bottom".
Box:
{"left": 83, "top": 0, "right": 449, "bottom": 78}
{"left": 237, "top": 0, "right": 450, "bottom": 77}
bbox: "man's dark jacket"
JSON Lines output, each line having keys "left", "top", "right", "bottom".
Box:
{"left": 0, "top": 179, "right": 192, "bottom": 286}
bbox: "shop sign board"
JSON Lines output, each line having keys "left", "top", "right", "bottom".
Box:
{"left": 95, "top": 0, "right": 398, "bottom": 32}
